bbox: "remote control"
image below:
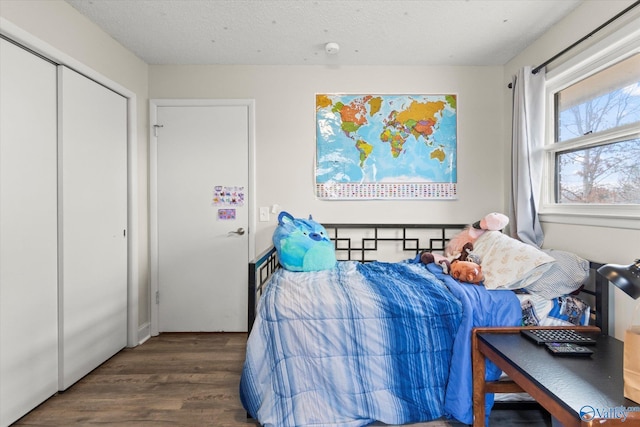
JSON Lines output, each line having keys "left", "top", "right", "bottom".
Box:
{"left": 545, "top": 342, "right": 594, "bottom": 357}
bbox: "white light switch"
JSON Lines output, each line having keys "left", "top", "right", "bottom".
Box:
{"left": 259, "top": 206, "right": 270, "bottom": 222}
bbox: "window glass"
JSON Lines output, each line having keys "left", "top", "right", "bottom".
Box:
{"left": 555, "top": 138, "right": 640, "bottom": 203}
{"left": 556, "top": 53, "right": 640, "bottom": 142}
{"left": 551, "top": 53, "right": 640, "bottom": 204}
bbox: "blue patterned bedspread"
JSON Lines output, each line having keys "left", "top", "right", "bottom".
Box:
{"left": 240, "top": 260, "right": 521, "bottom": 426}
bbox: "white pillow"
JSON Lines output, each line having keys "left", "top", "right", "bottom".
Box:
{"left": 472, "top": 231, "right": 555, "bottom": 290}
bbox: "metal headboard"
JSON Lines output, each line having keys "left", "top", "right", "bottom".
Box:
{"left": 247, "top": 246, "right": 280, "bottom": 332}
{"left": 587, "top": 261, "right": 610, "bottom": 334}
{"left": 248, "top": 223, "right": 466, "bottom": 331}
{"left": 247, "top": 224, "right": 608, "bottom": 334}
{"left": 322, "top": 223, "right": 466, "bottom": 262}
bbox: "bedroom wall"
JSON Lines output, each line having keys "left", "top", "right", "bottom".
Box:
{"left": 2, "top": 0, "right": 636, "bottom": 342}
{"left": 503, "top": 0, "right": 640, "bottom": 340}
{"left": 149, "top": 65, "right": 505, "bottom": 252}
{"left": 0, "top": 1, "right": 151, "bottom": 335}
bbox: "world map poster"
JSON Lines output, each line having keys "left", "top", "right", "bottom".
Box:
{"left": 315, "top": 94, "right": 457, "bottom": 200}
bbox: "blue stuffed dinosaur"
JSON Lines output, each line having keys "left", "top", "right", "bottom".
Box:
{"left": 272, "top": 211, "right": 336, "bottom": 272}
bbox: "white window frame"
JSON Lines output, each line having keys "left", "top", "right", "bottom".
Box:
{"left": 540, "top": 17, "right": 640, "bottom": 230}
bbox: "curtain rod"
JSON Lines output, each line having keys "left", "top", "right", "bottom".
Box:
{"left": 508, "top": 0, "right": 640, "bottom": 88}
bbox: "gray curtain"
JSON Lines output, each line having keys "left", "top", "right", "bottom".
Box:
{"left": 509, "top": 66, "right": 546, "bottom": 247}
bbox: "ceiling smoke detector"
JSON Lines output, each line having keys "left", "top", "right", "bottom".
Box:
{"left": 325, "top": 42, "right": 340, "bottom": 55}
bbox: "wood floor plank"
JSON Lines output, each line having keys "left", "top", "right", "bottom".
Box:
{"left": 11, "top": 332, "right": 550, "bottom": 426}
{"left": 13, "top": 333, "right": 259, "bottom": 426}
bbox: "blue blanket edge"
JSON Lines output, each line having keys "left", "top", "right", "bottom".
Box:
{"left": 421, "top": 261, "right": 522, "bottom": 425}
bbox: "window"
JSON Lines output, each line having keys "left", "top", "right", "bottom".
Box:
{"left": 553, "top": 54, "right": 640, "bottom": 205}
{"left": 542, "top": 23, "right": 640, "bottom": 226}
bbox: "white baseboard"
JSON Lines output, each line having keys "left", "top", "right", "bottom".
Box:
{"left": 137, "top": 322, "right": 151, "bottom": 346}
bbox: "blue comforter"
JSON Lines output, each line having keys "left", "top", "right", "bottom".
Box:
{"left": 240, "top": 260, "right": 521, "bottom": 426}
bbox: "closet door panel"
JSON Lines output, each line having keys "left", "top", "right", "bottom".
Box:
{"left": 58, "top": 66, "right": 128, "bottom": 390}
{"left": 0, "top": 39, "right": 59, "bottom": 426}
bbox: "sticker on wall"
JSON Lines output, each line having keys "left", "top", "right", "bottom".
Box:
{"left": 212, "top": 185, "right": 245, "bottom": 206}
{"left": 217, "top": 208, "right": 236, "bottom": 221}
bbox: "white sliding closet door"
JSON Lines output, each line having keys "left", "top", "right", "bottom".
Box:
{"left": 58, "top": 66, "right": 128, "bottom": 390}
{"left": 0, "top": 39, "right": 59, "bottom": 427}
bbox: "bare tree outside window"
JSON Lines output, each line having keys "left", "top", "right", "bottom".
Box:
{"left": 554, "top": 54, "right": 640, "bottom": 204}
{"left": 556, "top": 139, "right": 640, "bottom": 203}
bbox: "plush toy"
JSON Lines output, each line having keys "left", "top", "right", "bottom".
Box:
{"left": 458, "top": 241, "right": 482, "bottom": 265}
{"left": 445, "top": 212, "right": 509, "bottom": 259}
{"left": 420, "top": 252, "right": 451, "bottom": 274}
{"left": 450, "top": 260, "right": 484, "bottom": 284}
{"left": 421, "top": 248, "right": 484, "bottom": 284}
{"left": 272, "top": 211, "right": 336, "bottom": 272}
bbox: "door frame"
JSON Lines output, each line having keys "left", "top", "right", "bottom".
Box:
{"left": 0, "top": 19, "right": 140, "bottom": 348}
{"left": 149, "top": 99, "right": 256, "bottom": 336}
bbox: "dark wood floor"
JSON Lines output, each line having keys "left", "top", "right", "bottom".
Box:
{"left": 13, "top": 333, "right": 550, "bottom": 426}
{"left": 13, "top": 333, "right": 259, "bottom": 427}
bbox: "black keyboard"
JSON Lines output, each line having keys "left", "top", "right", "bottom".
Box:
{"left": 521, "top": 329, "right": 596, "bottom": 346}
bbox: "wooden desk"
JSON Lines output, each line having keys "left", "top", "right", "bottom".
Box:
{"left": 472, "top": 327, "right": 640, "bottom": 427}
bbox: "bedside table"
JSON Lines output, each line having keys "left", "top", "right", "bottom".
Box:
{"left": 472, "top": 327, "right": 640, "bottom": 427}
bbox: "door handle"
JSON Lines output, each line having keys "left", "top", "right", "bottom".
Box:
{"left": 228, "top": 227, "right": 245, "bottom": 236}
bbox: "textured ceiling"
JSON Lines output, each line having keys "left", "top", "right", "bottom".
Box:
{"left": 65, "top": 0, "right": 583, "bottom": 66}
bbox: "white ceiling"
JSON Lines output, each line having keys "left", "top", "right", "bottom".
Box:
{"left": 65, "top": 0, "right": 583, "bottom": 66}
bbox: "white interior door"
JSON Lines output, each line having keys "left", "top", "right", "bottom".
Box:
{"left": 154, "top": 102, "right": 249, "bottom": 332}
{"left": 0, "top": 38, "right": 59, "bottom": 427}
{"left": 58, "top": 66, "right": 128, "bottom": 390}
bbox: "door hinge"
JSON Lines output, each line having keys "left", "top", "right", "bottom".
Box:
{"left": 153, "top": 124, "right": 164, "bottom": 137}
{"left": 156, "top": 291, "right": 160, "bottom": 304}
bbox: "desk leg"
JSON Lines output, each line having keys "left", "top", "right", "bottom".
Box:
{"left": 472, "top": 331, "right": 486, "bottom": 427}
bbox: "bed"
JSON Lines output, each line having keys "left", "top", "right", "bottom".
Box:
{"left": 240, "top": 223, "right": 608, "bottom": 427}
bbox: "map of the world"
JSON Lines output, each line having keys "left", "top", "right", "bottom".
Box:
{"left": 315, "top": 94, "right": 457, "bottom": 199}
